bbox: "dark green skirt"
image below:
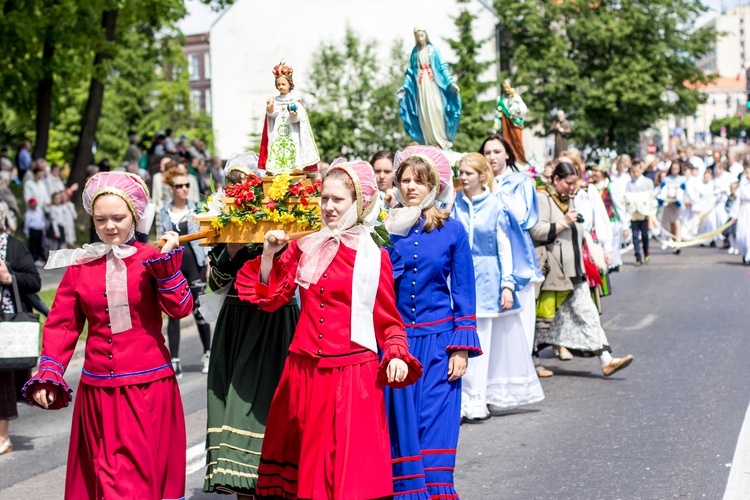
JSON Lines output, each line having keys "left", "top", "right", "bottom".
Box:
{"left": 203, "top": 295, "right": 298, "bottom": 495}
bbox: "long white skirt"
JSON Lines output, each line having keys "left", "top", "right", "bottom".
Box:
{"left": 611, "top": 220, "right": 623, "bottom": 268}
{"left": 462, "top": 313, "right": 544, "bottom": 419}
{"left": 698, "top": 200, "right": 727, "bottom": 242}
{"left": 736, "top": 203, "right": 750, "bottom": 261}
{"left": 517, "top": 285, "right": 537, "bottom": 354}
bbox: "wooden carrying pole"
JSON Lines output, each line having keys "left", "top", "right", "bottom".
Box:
{"left": 154, "top": 228, "right": 317, "bottom": 248}
{"left": 154, "top": 229, "right": 219, "bottom": 249}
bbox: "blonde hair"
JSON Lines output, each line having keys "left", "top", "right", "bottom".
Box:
{"left": 395, "top": 156, "right": 449, "bottom": 233}
{"left": 459, "top": 153, "right": 493, "bottom": 191}
{"left": 558, "top": 151, "right": 583, "bottom": 176}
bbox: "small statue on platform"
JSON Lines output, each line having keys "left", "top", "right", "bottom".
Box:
{"left": 398, "top": 27, "right": 461, "bottom": 150}
{"left": 259, "top": 60, "right": 320, "bottom": 174}
{"left": 494, "top": 79, "right": 527, "bottom": 164}
{"left": 549, "top": 109, "right": 571, "bottom": 159}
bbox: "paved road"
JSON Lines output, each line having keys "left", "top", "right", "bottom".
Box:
{"left": 2, "top": 245, "right": 749, "bottom": 499}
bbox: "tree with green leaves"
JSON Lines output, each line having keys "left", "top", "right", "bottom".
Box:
{"left": 709, "top": 115, "right": 750, "bottom": 140}
{"left": 306, "top": 26, "right": 408, "bottom": 161}
{"left": 493, "top": 0, "right": 714, "bottom": 153}
{"left": 0, "top": 0, "right": 226, "bottom": 196}
{"left": 447, "top": 0, "right": 495, "bottom": 152}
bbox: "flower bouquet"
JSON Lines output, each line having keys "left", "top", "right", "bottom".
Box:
{"left": 192, "top": 173, "right": 322, "bottom": 244}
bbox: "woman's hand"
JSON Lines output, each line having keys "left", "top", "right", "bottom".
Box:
{"left": 263, "top": 230, "right": 288, "bottom": 257}
{"left": 33, "top": 388, "right": 55, "bottom": 409}
{"left": 266, "top": 98, "right": 274, "bottom": 114}
{"left": 387, "top": 358, "right": 408, "bottom": 384}
{"left": 604, "top": 252, "right": 613, "bottom": 266}
{"left": 448, "top": 350, "right": 468, "bottom": 382}
{"left": 563, "top": 209, "right": 579, "bottom": 227}
{"left": 500, "top": 288, "right": 514, "bottom": 311}
{"left": 158, "top": 231, "right": 180, "bottom": 254}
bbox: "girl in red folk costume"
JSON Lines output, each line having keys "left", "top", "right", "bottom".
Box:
{"left": 234, "top": 160, "right": 422, "bottom": 499}
{"left": 23, "top": 172, "right": 193, "bottom": 500}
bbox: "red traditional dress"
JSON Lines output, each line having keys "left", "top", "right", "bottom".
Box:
{"left": 236, "top": 240, "right": 422, "bottom": 499}
{"left": 23, "top": 243, "right": 193, "bottom": 500}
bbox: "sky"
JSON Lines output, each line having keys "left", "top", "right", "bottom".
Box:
{"left": 178, "top": 0, "right": 730, "bottom": 36}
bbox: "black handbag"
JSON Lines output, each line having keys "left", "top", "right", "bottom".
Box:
{"left": 0, "top": 274, "right": 41, "bottom": 370}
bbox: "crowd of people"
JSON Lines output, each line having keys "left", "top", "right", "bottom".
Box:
{"left": 1, "top": 132, "right": 750, "bottom": 500}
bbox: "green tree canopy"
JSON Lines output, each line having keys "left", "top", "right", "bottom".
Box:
{"left": 493, "top": 0, "right": 715, "bottom": 153}
{"left": 447, "top": 0, "right": 495, "bottom": 152}
{"left": 306, "top": 26, "right": 407, "bottom": 162}
{"left": 709, "top": 115, "right": 750, "bottom": 140}
{"left": 0, "top": 0, "right": 224, "bottom": 189}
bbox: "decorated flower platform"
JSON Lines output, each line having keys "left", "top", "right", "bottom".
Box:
{"left": 193, "top": 173, "right": 322, "bottom": 244}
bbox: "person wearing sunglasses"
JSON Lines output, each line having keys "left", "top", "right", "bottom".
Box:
{"left": 158, "top": 173, "right": 212, "bottom": 378}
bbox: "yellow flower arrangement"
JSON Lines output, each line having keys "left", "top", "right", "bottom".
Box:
{"left": 197, "top": 174, "right": 323, "bottom": 232}
{"left": 267, "top": 173, "right": 293, "bottom": 201}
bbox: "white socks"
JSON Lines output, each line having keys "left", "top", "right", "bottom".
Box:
{"left": 599, "top": 351, "right": 613, "bottom": 367}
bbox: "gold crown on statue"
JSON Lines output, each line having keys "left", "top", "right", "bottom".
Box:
{"left": 272, "top": 60, "right": 293, "bottom": 78}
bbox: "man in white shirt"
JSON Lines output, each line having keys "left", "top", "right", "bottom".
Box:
{"left": 623, "top": 160, "right": 655, "bottom": 266}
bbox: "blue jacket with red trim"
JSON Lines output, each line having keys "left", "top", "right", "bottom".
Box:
{"left": 390, "top": 218, "right": 481, "bottom": 357}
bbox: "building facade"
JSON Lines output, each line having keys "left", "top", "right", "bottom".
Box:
{"left": 183, "top": 33, "right": 211, "bottom": 115}
{"left": 654, "top": 76, "right": 747, "bottom": 151}
{"left": 696, "top": 5, "right": 750, "bottom": 79}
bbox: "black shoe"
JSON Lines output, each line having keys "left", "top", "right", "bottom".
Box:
{"left": 609, "top": 266, "right": 620, "bottom": 273}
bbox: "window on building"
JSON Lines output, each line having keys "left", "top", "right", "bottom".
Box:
{"left": 712, "top": 98, "right": 716, "bottom": 106}
{"left": 191, "top": 90, "right": 202, "bottom": 112}
{"left": 205, "top": 89, "right": 212, "bottom": 115}
{"left": 204, "top": 53, "right": 211, "bottom": 80}
{"left": 188, "top": 54, "right": 200, "bottom": 81}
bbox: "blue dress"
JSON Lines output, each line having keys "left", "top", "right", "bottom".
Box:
{"left": 385, "top": 217, "right": 480, "bottom": 499}
{"left": 399, "top": 44, "right": 462, "bottom": 146}
{"left": 494, "top": 172, "right": 544, "bottom": 352}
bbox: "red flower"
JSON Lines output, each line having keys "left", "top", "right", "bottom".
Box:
{"left": 305, "top": 185, "right": 315, "bottom": 195}
{"left": 300, "top": 196, "right": 309, "bottom": 207}
{"left": 267, "top": 199, "right": 277, "bottom": 211}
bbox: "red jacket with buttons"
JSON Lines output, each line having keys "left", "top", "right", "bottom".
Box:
{"left": 236, "top": 241, "right": 422, "bottom": 387}
{"left": 23, "top": 243, "right": 193, "bottom": 409}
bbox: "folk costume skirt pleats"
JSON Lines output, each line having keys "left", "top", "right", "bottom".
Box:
{"left": 204, "top": 297, "right": 298, "bottom": 495}
{"left": 385, "top": 329, "right": 461, "bottom": 500}
{"left": 65, "top": 377, "right": 186, "bottom": 500}
{"left": 535, "top": 283, "right": 612, "bottom": 357}
{"left": 255, "top": 352, "right": 393, "bottom": 500}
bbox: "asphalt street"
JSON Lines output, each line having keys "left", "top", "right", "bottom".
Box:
{"left": 1, "top": 245, "right": 749, "bottom": 499}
